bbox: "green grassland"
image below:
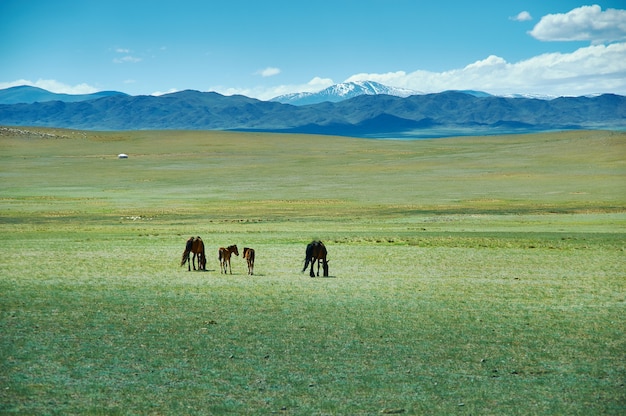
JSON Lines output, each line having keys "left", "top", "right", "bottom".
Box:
{"left": 0, "top": 127, "right": 624, "bottom": 415}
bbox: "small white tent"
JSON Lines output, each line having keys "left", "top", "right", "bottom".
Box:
{"left": 117, "top": 153, "right": 128, "bottom": 159}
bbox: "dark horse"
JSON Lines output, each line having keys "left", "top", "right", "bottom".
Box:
{"left": 180, "top": 236, "right": 206, "bottom": 271}
{"left": 302, "top": 240, "right": 329, "bottom": 277}
{"left": 219, "top": 245, "right": 239, "bottom": 274}
{"left": 243, "top": 247, "right": 255, "bottom": 275}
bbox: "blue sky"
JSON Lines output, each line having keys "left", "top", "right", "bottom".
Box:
{"left": 1, "top": 1, "right": 625, "bottom": 99}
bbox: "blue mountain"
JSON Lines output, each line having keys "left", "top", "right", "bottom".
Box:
{"left": 0, "top": 88, "right": 624, "bottom": 137}
{"left": 0, "top": 85, "right": 128, "bottom": 104}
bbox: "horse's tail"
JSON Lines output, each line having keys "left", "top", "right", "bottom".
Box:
{"left": 218, "top": 248, "right": 223, "bottom": 261}
{"left": 181, "top": 237, "right": 194, "bottom": 266}
{"left": 302, "top": 243, "right": 313, "bottom": 272}
{"left": 181, "top": 247, "right": 191, "bottom": 266}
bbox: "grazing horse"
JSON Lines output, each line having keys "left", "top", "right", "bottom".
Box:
{"left": 180, "top": 236, "right": 206, "bottom": 271}
{"left": 219, "top": 245, "right": 239, "bottom": 274}
{"left": 302, "top": 240, "right": 329, "bottom": 277}
{"left": 243, "top": 247, "right": 255, "bottom": 275}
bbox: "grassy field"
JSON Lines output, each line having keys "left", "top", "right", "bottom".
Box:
{"left": 0, "top": 126, "right": 624, "bottom": 415}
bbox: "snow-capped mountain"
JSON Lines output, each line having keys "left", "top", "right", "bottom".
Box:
{"left": 271, "top": 81, "right": 419, "bottom": 105}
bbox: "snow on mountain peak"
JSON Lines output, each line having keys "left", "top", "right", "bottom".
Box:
{"left": 270, "top": 81, "right": 419, "bottom": 105}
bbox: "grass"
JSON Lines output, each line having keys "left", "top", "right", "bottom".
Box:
{"left": 0, "top": 126, "right": 625, "bottom": 414}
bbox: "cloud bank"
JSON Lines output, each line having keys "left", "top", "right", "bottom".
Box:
{"left": 345, "top": 42, "right": 626, "bottom": 97}
{"left": 236, "top": 40, "right": 626, "bottom": 100}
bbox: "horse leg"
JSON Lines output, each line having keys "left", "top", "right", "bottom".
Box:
{"left": 309, "top": 259, "right": 315, "bottom": 277}
{"left": 187, "top": 253, "right": 191, "bottom": 271}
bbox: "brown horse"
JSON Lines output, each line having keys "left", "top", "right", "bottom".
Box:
{"left": 243, "top": 247, "right": 255, "bottom": 275}
{"left": 219, "top": 244, "right": 239, "bottom": 274}
{"left": 180, "top": 236, "right": 206, "bottom": 271}
{"left": 302, "top": 240, "right": 329, "bottom": 277}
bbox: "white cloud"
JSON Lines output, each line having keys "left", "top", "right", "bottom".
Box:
{"left": 256, "top": 67, "right": 281, "bottom": 77}
{"left": 0, "top": 79, "right": 98, "bottom": 94}
{"left": 511, "top": 11, "right": 532, "bottom": 22}
{"left": 303, "top": 76, "right": 335, "bottom": 91}
{"left": 113, "top": 55, "right": 142, "bottom": 64}
{"left": 344, "top": 42, "right": 626, "bottom": 97}
{"left": 530, "top": 5, "right": 626, "bottom": 43}
{"left": 464, "top": 55, "right": 507, "bottom": 70}
{"left": 112, "top": 47, "right": 142, "bottom": 64}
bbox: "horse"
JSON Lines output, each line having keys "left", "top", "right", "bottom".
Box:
{"left": 243, "top": 247, "right": 255, "bottom": 275}
{"left": 180, "top": 236, "right": 206, "bottom": 271}
{"left": 302, "top": 240, "right": 329, "bottom": 277}
{"left": 218, "top": 245, "right": 239, "bottom": 274}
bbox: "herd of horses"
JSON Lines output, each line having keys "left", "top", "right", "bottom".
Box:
{"left": 180, "top": 236, "right": 328, "bottom": 277}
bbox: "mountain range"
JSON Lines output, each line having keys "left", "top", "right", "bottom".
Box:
{"left": 0, "top": 85, "right": 624, "bottom": 138}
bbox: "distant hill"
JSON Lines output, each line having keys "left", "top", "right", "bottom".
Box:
{"left": 271, "top": 81, "right": 419, "bottom": 105}
{"left": 0, "top": 85, "right": 128, "bottom": 104}
{"left": 0, "top": 88, "right": 624, "bottom": 137}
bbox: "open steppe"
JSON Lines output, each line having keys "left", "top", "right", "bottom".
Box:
{"left": 1, "top": 127, "right": 624, "bottom": 414}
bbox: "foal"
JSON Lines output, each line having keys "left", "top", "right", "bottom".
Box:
{"left": 243, "top": 247, "right": 255, "bottom": 275}
{"left": 218, "top": 245, "right": 239, "bottom": 274}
